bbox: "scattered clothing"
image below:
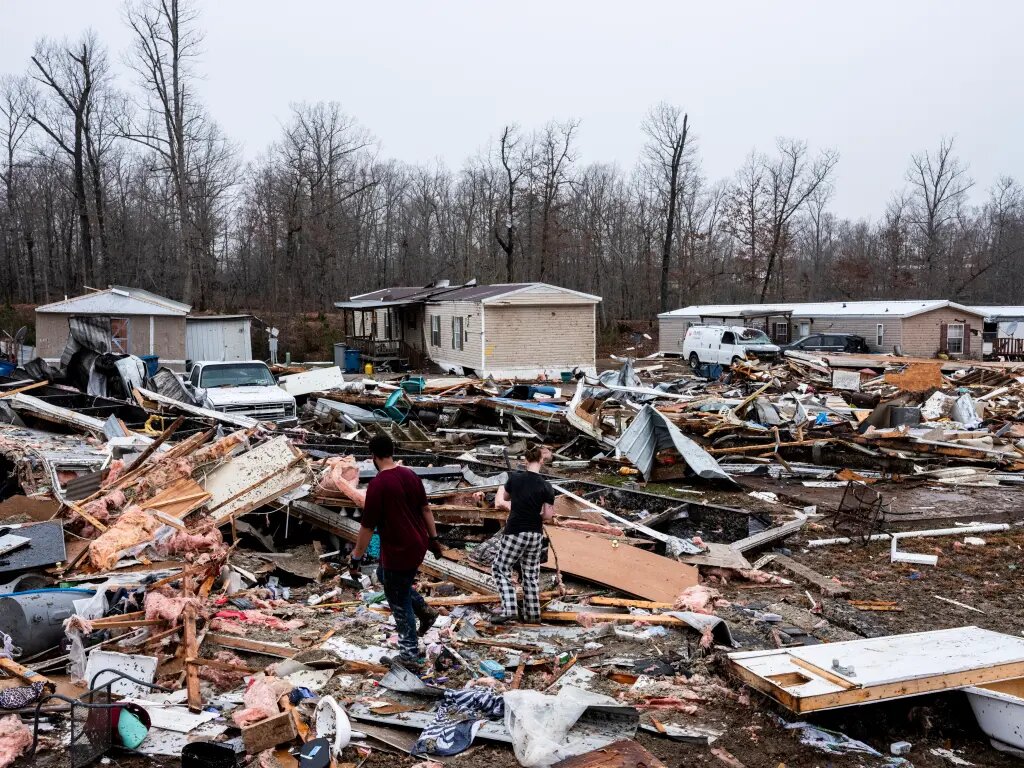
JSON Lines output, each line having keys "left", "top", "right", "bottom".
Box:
{"left": 0, "top": 682, "right": 44, "bottom": 710}
{"left": 413, "top": 688, "right": 504, "bottom": 756}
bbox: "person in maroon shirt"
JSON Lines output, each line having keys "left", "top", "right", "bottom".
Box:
{"left": 349, "top": 435, "right": 442, "bottom": 669}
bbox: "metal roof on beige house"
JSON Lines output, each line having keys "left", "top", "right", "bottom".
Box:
{"left": 36, "top": 286, "right": 191, "bottom": 316}
{"left": 660, "top": 300, "right": 983, "bottom": 320}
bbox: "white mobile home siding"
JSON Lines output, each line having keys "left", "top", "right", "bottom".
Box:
{"left": 482, "top": 304, "right": 596, "bottom": 378}
{"left": 659, "top": 315, "right": 699, "bottom": 354}
{"left": 424, "top": 301, "right": 483, "bottom": 372}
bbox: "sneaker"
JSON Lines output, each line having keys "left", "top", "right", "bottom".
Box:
{"left": 381, "top": 654, "right": 425, "bottom": 673}
{"left": 417, "top": 607, "right": 440, "bottom": 637}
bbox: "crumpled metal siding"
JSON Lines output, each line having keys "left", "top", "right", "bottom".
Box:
{"left": 616, "top": 404, "right": 732, "bottom": 483}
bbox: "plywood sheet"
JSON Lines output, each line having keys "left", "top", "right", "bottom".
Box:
{"left": 141, "top": 477, "right": 211, "bottom": 519}
{"left": 729, "top": 626, "right": 1024, "bottom": 712}
{"left": 202, "top": 435, "right": 299, "bottom": 508}
{"left": 543, "top": 527, "right": 697, "bottom": 603}
{"left": 210, "top": 465, "right": 306, "bottom": 522}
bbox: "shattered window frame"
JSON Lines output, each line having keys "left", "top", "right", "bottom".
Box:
{"left": 110, "top": 317, "right": 129, "bottom": 354}
{"left": 947, "top": 323, "right": 964, "bottom": 354}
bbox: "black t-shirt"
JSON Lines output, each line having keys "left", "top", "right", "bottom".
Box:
{"left": 503, "top": 470, "right": 555, "bottom": 535}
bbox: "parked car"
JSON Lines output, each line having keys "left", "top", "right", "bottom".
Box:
{"left": 783, "top": 333, "right": 870, "bottom": 354}
{"left": 184, "top": 360, "right": 298, "bottom": 426}
{"left": 682, "top": 325, "right": 781, "bottom": 368}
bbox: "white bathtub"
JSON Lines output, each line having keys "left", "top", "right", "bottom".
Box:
{"left": 965, "top": 681, "right": 1024, "bottom": 751}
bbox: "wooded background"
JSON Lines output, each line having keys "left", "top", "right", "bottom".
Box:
{"left": 2, "top": 0, "right": 1023, "bottom": 327}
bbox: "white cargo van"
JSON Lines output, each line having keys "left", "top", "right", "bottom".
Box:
{"left": 682, "top": 325, "right": 781, "bottom": 368}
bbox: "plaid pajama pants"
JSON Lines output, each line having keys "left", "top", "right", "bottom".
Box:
{"left": 491, "top": 531, "right": 544, "bottom": 622}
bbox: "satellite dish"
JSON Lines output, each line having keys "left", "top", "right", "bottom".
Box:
{"left": 14, "top": 327, "right": 27, "bottom": 343}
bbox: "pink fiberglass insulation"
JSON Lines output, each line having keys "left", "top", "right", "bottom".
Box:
{"left": 321, "top": 456, "right": 365, "bottom": 507}
{"left": 158, "top": 527, "right": 225, "bottom": 559}
{"left": 673, "top": 584, "right": 721, "bottom": 615}
{"left": 0, "top": 715, "right": 32, "bottom": 768}
{"left": 231, "top": 675, "right": 292, "bottom": 726}
{"left": 198, "top": 650, "right": 249, "bottom": 689}
{"left": 145, "top": 589, "right": 202, "bottom": 625}
{"left": 88, "top": 506, "right": 162, "bottom": 570}
{"left": 103, "top": 458, "right": 127, "bottom": 486}
{"left": 212, "top": 609, "right": 304, "bottom": 632}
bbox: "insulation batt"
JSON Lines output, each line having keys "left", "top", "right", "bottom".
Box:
{"left": 673, "top": 584, "right": 721, "bottom": 614}
{"left": 158, "top": 527, "right": 224, "bottom": 558}
{"left": 232, "top": 675, "right": 292, "bottom": 727}
{"left": 103, "top": 458, "right": 127, "bottom": 486}
{"left": 198, "top": 650, "right": 249, "bottom": 689}
{"left": 144, "top": 589, "right": 202, "bottom": 625}
{"left": 88, "top": 505, "right": 162, "bottom": 570}
{"left": 320, "top": 456, "right": 365, "bottom": 507}
{"left": 0, "top": 715, "right": 32, "bottom": 768}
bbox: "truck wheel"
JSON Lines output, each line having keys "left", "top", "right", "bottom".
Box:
{"left": 689, "top": 353, "right": 700, "bottom": 369}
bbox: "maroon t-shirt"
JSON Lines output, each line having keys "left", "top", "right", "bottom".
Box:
{"left": 360, "top": 465, "right": 429, "bottom": 571}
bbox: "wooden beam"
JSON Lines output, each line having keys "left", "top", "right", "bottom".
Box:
{"left": 770, "top": 555, "right": 849, "bottom": 597}
{"left": 206, "top": 633, "right": 297, "bottom": 659}
{"left": 183, "top": 606, "right": 202, "bottom": 711}
{"left": 541, "top": 611, "right": 686, "bottom": 626}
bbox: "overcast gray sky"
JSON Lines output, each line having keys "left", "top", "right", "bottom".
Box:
{"left": 2, "top": 1, "right": 1021, "bottom": 219}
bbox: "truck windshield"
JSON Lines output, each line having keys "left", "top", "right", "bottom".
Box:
{"left": 739, "top": 329, "right": 772, "bottom": 344}
{"left": 199, "top": 363, "right": 276, "bottom": 388}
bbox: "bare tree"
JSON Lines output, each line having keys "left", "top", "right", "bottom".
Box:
{"left": 29, "top": 31, "right": 109, "bottom": 286}
{"left": 493, "top": 125, "right": 529, "bottom": 282}
{"left": 123, "top": 0, "right": 206, "bottom": 302}
{"left": 642, "top": 103, "right": 693, "bottom": 312}
{"left": 0, "top": 75, "right": 36, "bottom": 299}
{"left": 535, "top": 119, "right": 578, "bottom": 282}
{"left": 906, "top": 137, "right": 973, "bottom": 291}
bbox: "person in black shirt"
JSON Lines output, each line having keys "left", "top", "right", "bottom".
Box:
{"left": 490, "top": 444, "right": 555, "bottom": 623}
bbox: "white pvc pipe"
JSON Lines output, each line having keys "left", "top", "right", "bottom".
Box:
{"left": 807, "top": 523, "right": 1010, "bottom": 548}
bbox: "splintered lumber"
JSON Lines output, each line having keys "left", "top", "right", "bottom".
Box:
{"left": 551, "top": 740, "right": 667, "bottom": 768}
{"left": 728, "top": 626, "right": 1024, "bottom": 713}
{"left": 183, "top": 605, "right": 202, "bottom": 711}
{"left": 206, "top": 633, "right": 297, "bottom": 659}
{"left": 730, "top": 517, "right": 807, "bottom": 553}
{"left": 708, "top": 438, "right": 834, "bottom": 456}
{"left": 770, "top": 555, "right": 849, "bottom": 597}
{"left": 141, "top": 477, "right": 211, "bottom": 519}
{"left": 541, "top": 612, "right": 687, "bottom": 626}
{"left": 242, "top": 710, "right": 297, "bottom": 754}
{"left": 427, "top": 591, "right": 562, "bottom": 607}
{"left": 0, "top": 658, "right": 54, "bottom": 690}
{"left": 543, "top": 526, "right": 697, "bottom": 603}
{"left": 588, "top": 597, "right": 675, "bottom": 610}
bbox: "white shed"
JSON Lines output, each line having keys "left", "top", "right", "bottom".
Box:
{"left": 185, "top": 315, "right": 253, "bottom": 363}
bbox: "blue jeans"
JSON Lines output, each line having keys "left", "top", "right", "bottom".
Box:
{"left": 378, "top": 566, "right": 428, "bottom": 662}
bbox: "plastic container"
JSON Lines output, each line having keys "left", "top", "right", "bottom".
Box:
{"left": 0, "top": 361, "right": 15, "bottom": 377}
{"left": 400, "top": 376, "right": 425, "bottom": 394}
{"left": 139, "top": 354, "right": 159, "bottom": 377}
{"left": 560, "top": 371, "right": 573, "bottom": 383}
{"left": 480, "top": 659, "right": 506, "bottom": 680}
{"left": 965, "top": 683, "right": 1024, "bottom": 750}
{"left": 343, "top": 348, "right": 361, "bottom": 373}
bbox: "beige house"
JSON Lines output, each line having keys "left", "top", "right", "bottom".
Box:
{"left": 36, "top": 286, "right": 191, "bottom": 370}
{"left": 336, "top": 282, "right": 601, "bottom": 378}
{"left": 659, "top": 300, "right": 986, "bottom": 359}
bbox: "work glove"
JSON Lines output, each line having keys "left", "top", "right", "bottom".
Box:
{"left": 428, "top": 537, "right": 444, "bottom": 560}
{"left": 348, "top": 555, "right": 364, "bottom": 582}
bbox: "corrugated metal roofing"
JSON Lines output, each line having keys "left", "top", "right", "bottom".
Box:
{"left": 37, "top": 286, "right": 191, "bottom": 316}
{"left": 660, "top": 300, "right": 984, "bottom": 320}
{"left": 338, "top": 282, "right": 600, "bottom": 308}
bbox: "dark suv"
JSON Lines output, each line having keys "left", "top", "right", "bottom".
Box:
{"left": 784, "top": 333, "right": 871, "bottom": 353}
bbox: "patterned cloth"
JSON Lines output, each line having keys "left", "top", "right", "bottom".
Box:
{"left": 413, "top": 688, "right": 504, "bottom": 756}
{"left": 0, "top": 681, "right": 45, "bottom": 709}
{"left": 491, "top": 531, "right": 544, "bottom": 622}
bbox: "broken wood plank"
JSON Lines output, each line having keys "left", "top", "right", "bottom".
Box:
{"left": 543, "top": 526, "right": 697, "bottom": 603}
{"left": 205, "top": 633, "right": 297, "bottom": 659}
{"left": 730, "top": 517, "right": 807, "bottom": 553}
{"left": 551, "top": 739, "right": 666, "bottom": 768}
{"left": 241, "top": 710, "right": 297, "bottom": 754}
{"left": 541, "top": 612, "right": 686, "bottom": 626}
{"left": 771, "top": 554, "right": 849, "bottom": 597}
{"left": 183, "top": 604, "right": 201, "bottom": 712}
{"left": 588, "top": 596, "right": 675, "bottom": 610}
{"left": 677, "top": 542, "right": 752, "bottom": 570}
{"left": 0, "top": 658, "right": 54, "bottom": 691}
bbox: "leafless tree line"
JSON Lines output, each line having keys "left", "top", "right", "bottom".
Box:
{"left": 3, "top": 2, "right": 1024, "bottom": 325}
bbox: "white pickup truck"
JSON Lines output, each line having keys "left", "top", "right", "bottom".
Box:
{"left": 184, "top": 360, "right": 298, "bottom": 427}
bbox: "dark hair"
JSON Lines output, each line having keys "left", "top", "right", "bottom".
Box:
{"left": 524, "top": 443, "right": 544, "bottom": 463}
{"left": 368, "top": 434, "right": 395, "bottom": 459}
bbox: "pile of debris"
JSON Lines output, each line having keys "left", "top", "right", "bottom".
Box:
{"left": 0, "top": 347, "right": 1024, "bottom": 768}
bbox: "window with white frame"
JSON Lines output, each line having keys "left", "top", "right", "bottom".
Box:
{"left": 773, "top": 321, "right": 789, "bottom": 343}
{"left": 111, "top": 318, "right": 129, "bottom": 354}
{"left": 452, "top": 317, "right": 464, "bottom": 351}
{"left": 947, "top": 323, "right": 964, "bottom": 354}
{"left": 876, "top": 324, "right": 884, "bottom": 347}
{"left": 430, "top": 315, "right": 441, "bottom": 347}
